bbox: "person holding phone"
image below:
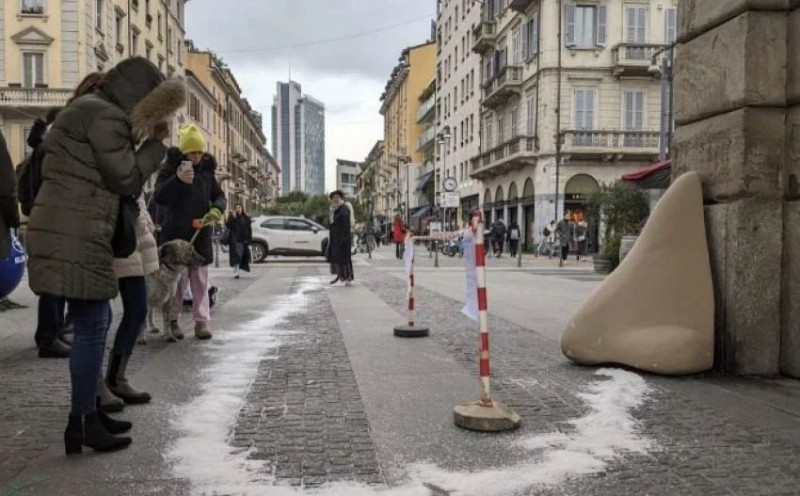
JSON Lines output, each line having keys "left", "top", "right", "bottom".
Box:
{"left": 154, "top": 124, "right": 226, "bottom": 340}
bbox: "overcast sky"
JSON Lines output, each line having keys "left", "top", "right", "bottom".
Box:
{"left": 185, "top": 0, "right": 435, "bottom": 192}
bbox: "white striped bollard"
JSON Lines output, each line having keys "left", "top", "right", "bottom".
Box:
{"left": 394, "top": 235, "right": 430, "bottom": 338}
{"left": 454, "top": 211, "right": 521, "bottom": 432}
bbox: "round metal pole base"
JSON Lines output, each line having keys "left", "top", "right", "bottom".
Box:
{"left": 393, "top": 325, "right": 430, "bottom": 338}
{"left": 453, "top": 400, "right": 521, "bottom": 432}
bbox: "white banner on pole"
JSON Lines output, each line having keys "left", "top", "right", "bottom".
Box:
{"left": 461, "top": 230, "right": 478, "bottom": 321}
{"left": 441, "top": 192, "right": 460, "bottom": 208}
{"left": 403, "top": 237, "right": 414, "bottom": 278}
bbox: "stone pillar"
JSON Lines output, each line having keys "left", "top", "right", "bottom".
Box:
{"left": 673, "top": 0, "right": 799, "bottom": 376}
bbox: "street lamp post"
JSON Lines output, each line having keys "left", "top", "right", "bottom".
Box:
{"left": 435, "top": 126, "right": 452, "bottom": 270}
{"left": 649, "top": 45, "right": 675, "bottom": 161}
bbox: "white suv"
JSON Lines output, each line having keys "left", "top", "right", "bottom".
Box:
{"left": 249, "top": 216, "right": 329, "bottom": 263}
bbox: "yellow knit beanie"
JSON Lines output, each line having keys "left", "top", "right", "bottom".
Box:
{"left": 179, "top": 124, "right": 206, "bottom": 155}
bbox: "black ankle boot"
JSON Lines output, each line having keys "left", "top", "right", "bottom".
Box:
{"left": 64, "top": 413, "right": 132, "bottom": 455}
{"left": 95, "top": 397, "right": 132, "bottom": 434}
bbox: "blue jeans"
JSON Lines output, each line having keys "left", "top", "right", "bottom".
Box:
{"left": 67, "top": 300, "right": 112, "bottom": 415}
{"left": 113, "top": 277, "right": 147, "bottom": 356}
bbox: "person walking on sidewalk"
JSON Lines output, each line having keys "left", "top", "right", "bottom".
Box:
{"left": 100, "top": 195, "right": 159, "bottom": 412}
{"left": 492, "top": 218, "right": 507, "bottom": 257}
{"left": 155, "top": 124, "right": 226, "bottom": 341}
{"left": 226, "top": 203, "right": 252, "bottom": 279}
{"left": 392, "top": 214, "right": 406, "bottom": 260}
{"left": 556, "top": 212, "right": 574, "bottom": 267}
{"left": 328, "top": 191, "right": 353, "bottom": 286}
{"left": 507, "top": 221, "right": 521, "bottom": 258}
{"left": 575, "top": 219, "right": 589, "bottom": 262}
{"left": 25, "top": 57, "right": 184, "bottom": 455}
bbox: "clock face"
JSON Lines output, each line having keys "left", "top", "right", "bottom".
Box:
{"left": 443, "top": 177, "right": 457, "bottom": 192}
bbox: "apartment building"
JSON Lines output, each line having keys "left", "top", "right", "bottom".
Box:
{"left": 379, "top": 41, "right": 436, "bottom": 222}
{"left": 0, "top": 0, "right": 188, "bottom": 166}
{"left": 471, "top": 0, "right": 677, "bottom": 250}
{"left": 271, "top": 81, "right": 326, "bottom": 196}
{"left": 336, "top": 158, "right": 361, "bottom": 199}
{"left": 436, "top": 0, "right": 483, "bottom": 223}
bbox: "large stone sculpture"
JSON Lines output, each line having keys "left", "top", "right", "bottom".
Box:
{"left": 561, "top": 172, "right": 714, "bottom": 375}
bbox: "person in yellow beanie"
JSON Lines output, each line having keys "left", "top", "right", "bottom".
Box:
{"left": 153, "top": 124, "right": 226, "bottom": 340}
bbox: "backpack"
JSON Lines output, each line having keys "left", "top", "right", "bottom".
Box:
{"left": 543, "top": 226, "right": 551, "bottom": 237}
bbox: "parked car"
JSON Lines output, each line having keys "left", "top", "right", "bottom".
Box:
{"left": 249, "top": 216, "right": 329, "bottom": 263}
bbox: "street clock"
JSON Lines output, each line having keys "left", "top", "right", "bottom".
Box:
{"left": 443, "top": 177, "right": 458, "bottom": 192}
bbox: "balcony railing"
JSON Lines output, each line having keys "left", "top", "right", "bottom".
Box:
{"left": 416, "top": 94, "right": 436, "bottom": 123}
{"left": 0, "top": 88, "right": 72, "bottom": 108}
{"left": 470, "top": 136, "right": 536, "bottom": 178}
{"left": 472, "top": 20, "right": 497, "bottom": 54}
{"left": 416, "top": 125, "right": 436, "bottom": 151}
{"left": 561, "top": 130, "right": 660, "bottom": 151}
{"left": 483, "top": 66, "right": 523, "bottom": 108}
{"left": 612, "top": 43, "right": 667, "bottom": 77}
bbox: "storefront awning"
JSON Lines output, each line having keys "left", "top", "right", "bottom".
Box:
{"left": 622, "top": 159, "right": 672, "bottom": 188}
{"left": 411, "top": 205, "right": 432, "bottom": 219}
{"left": 415, "top": 171, "right": 434, "bottom": 192}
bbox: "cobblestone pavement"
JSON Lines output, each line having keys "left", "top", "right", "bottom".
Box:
{"left": 0, "top": 271, "right": 254, "bottom": 489}
{"left": 230, "top": 269, "right": 384, "bottom": 488}
{"left": 359, "top": 268, "right": 800, "bottom": 496}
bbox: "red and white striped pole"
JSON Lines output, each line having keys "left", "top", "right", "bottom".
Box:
{"left": 394, "top": 235, "right": 430, "bottom": 338}
{"left": 453, "top": 210, "right": 521, "bottom": 432}
{"left": 472, "top": 211, "right": 493, "bottom": 407}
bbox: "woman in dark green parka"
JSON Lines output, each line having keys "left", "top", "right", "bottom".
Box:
{"left": 26, "top": 57, "right": 186, "bottom": 455}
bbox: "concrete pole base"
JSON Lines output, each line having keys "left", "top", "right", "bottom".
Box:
{"left": 393, "top": 325, "right": 430, "bottom": 338}
{"left": 453, "top": 400, "right": 521, "bottom": 432}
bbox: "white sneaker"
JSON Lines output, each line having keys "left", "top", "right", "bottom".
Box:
{"left": 345, "top": 281, "right": 354, "bottom": 287}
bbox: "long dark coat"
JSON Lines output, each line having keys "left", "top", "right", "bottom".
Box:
{"left": 226, "top": 213, "right": 252, "bottom": 271}
{"left": 153, "top": 148, "right": 226, "bottom": 265}
{"left": 327, "top": 204, "right": 352, "bottom": 266}
{"left": 0, "top": 130, "right": 18, "bottom": 259}
{"left": 26, "top": 57, "right": 185, "bottom": 300}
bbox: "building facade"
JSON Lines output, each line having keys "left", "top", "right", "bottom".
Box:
{"left": 187, "top": 47, "right": 277, "bottom": 213}
{"left": 379, "top": 41, "right": 436, "bottom": 222}
{"left": 335, "top": 159, "right": 361, "bottom": 199}
{"left": 436, "top": 0, "right": 484, "bottom": 224}
{"left": 271, "top": 80, "right": 326, "bottom": 196}
{"left": 470, "top": 0, "right": 677, "bottom": 250}
{"left": 0, "top": 0, "right": 188, "bottom": 166}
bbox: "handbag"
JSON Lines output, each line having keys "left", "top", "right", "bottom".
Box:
{"left": 112, "top": 195, "right": 139, "bottom": 258}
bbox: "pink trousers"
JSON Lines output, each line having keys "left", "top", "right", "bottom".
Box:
{"left": 169, "top": 265, "right": 210, "bottom": 323}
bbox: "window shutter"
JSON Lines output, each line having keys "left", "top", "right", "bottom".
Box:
{"left": 637, "top": 8, "right": 647, "bottom": 43}
{"left": 23, "top": 54, "right": 32, "bottom": 87}
{"left": 520, "top": 23, "right": 528, "bottom": 62}
{"left": 575, "top": 90, "right": 585, "bottom": 129}
{"left": 635, "top": 91, "right": 644, "bottom": 130}
{"left": 626, "top": 7, "right": 636, "bottom": 43}
{"left": 565, "top": 4, "right": 576, "bottom": 46}
{"left": 666, "top": 8, "right": 677, "bottom": 44}
{"left": 596, "top": 5, "right": 607, "bottom": 47}
{"left": 586, "top": 90, "right": 595, "bottom": 130}
{"left": 624, "top": 92, "right": 634, "bottom": 130}
{"left": 532, "top": 14, "right": 539, "bottom": 55}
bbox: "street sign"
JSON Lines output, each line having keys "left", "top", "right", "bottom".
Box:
{"left": 441, "top": 193, "right": 460, "bottom": 208}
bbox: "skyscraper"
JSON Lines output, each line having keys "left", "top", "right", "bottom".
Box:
{"left": 272, "top": 81, "right": 326, "bottom": 196}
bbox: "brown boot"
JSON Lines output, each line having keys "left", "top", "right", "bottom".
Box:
{"left": 97, "top": 376, "right": 124, "bottom": 413}
{"left": 194, "top": 321, "right": 212, "bottom": 340}
{"left": 169, "top": 320, "right": 184, "bottom": 340}
{"left": 106, "top": 354, "right": 151, "bottom": 405}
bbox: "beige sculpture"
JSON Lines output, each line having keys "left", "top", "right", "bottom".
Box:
{"left": 561, "top": 171, "right": 714, "bottom": 375}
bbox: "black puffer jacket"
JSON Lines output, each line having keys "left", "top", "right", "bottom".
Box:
{"left": 154, "top": 148, "right": 226, "bottom": 265}
{"left": 26, "top": 57, "right": 185, "bottom": 300}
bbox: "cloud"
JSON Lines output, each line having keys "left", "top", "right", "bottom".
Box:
{"left": 185, "top": 0, "right": 434, "bottom": 189}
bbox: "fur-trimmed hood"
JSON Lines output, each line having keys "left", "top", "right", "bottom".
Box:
{"left": 98, "top": 57, "right": 186, "bottom": 140}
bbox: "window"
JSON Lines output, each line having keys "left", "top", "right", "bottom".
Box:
{"left": 261, "top": 219, "right": 286, "bottom": 230}
{"left": 115, "top": 13, "right": 124, "bottom": 47}
{"left": 625, "top": 6, "right": 648, "bottom": 58}
{"left": 96, "top": 0, "right": 103, "bottom": 30}
{"left": 455, "top": 6, "right": 459, "bottom": 28}
{"left": 527, "top": 14, "right": 539, "bottom": 58}
{"left": 158, "top": 12, "right": 163, "bottom": 39}
{"left": 574, "top": 89, "right": 596, "bottom": 145}
{"left": 511, "top": 109, "right": 518, "bottom": 138}
{"left": 23, "top": 52, "right": 44, "bottom": 88}
{"left": 566, "top": 4, "right": 607, "bottom": 48}
{"left": 286, "top": 219, "right": 316, "bottom": 231}
{"left": 454, "top": 47, "right": 458, "bottom": 71}
{"left": 665, "top": 8, "right": 677, "bottom": 44}
{"left": 145, "top": 42, "right": 152, "bottom": 61}
{"left": 485, "top": 118, "right": 493, "bottom": 149}
{"left": 20, "top": 0, "right": 44, "bottom": 15}
{"left": 497, "top": 114, "right": 505, "bottom": 144}
{"left": 454, "top": 87, "right": 458, "bottom": 111}
{"left": 623, "top": 90, "right": 645, "bottom": 146}
{"left": 526, "top": 96, "right": 536, "bottom": 135}
{"left": 131, "top": 28, "right": 139, "bottom": 55}
{"left": 512, "top": 26, "right": 522, "bottom": 65}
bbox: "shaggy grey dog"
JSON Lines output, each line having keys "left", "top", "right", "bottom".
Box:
{"left": 138, "top": 239, "right": 205, "bottom": 344}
